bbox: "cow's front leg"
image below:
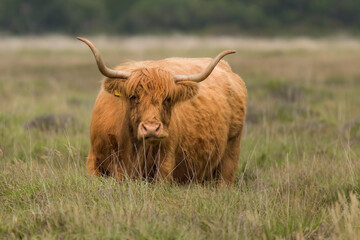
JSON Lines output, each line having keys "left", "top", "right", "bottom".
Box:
{"left": 87, "top": 151, "right": 101, "bottom": 176}
{"left": 88, "top": 148, "right": 124, "bottom": 181}
{"left": 154, "top": 152, "right": 175, "bottom": 183}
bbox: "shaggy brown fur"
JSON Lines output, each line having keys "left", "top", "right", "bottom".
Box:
{"left": 87, "top": 56, "right": 247, "bottom": 185}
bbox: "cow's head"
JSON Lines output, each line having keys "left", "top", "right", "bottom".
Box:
{"left": 78, "top": 37, "right": 235, "bottom": 144}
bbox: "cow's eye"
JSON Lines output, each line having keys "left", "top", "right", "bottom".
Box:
{"left": 163, "top": 97, "right": 171, "bottom": 105}
{"left": 129, "top": 95, "right": 137, "bottom": 101}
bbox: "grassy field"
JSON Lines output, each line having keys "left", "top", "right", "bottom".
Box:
{"left": 1, "top": 35, "right": 360, "bottom": 239}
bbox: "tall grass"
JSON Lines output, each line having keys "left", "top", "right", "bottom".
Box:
{"left": 1, "top": 36, "right": 360, "bottom": 239}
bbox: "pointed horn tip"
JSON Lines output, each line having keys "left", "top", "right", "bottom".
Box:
{"left": 76, "top": 37, "right": 89, "bottom": 44}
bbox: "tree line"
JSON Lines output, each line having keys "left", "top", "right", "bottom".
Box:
{"left": 1, "top": 0, "right": 359, "bottom": 35}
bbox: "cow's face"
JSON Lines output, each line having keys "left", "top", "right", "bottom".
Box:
{"left": 104, "top": 68, "right": 199, "bottom": 143}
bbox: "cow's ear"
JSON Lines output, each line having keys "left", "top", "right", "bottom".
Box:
{"left": 174, "top": 81, "right": 199, "bottom": 102}
{"left": 103, "top": 78, "right": 126, "bottom": 97}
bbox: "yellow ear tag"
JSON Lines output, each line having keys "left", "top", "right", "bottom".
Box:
{"left": 114, "top": 89, "right": 122, "bottom": 97}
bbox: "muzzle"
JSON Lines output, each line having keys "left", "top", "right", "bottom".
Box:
{"left": 138, "top": 122, "right": 167, "bottom": 142}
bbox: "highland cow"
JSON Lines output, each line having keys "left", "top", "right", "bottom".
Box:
{"left": 78, "top": 37, "right": 247, "bottom": 185}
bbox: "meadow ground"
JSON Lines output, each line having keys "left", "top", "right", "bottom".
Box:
{"left": 0, "top": 35, "right": 360, "bottom": 239}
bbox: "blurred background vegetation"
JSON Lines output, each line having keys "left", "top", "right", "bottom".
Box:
{"left": 1, "top": 0, "right": 360, "bottom": 36}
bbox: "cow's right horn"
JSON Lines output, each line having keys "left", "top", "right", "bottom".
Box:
{"left": 77, "top": 37, "right": 130, "bottom": 79}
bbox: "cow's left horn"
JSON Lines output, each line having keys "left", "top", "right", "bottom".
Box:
{"left": 77, "top": 37, "right": 131, "bottom": 79}
{"left": 173, "top": 50, "right": 236, "bottom": 83}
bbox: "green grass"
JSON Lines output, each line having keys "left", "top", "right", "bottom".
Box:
{"left": 1, "top": 36, "right": 360, "bottom": 239}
